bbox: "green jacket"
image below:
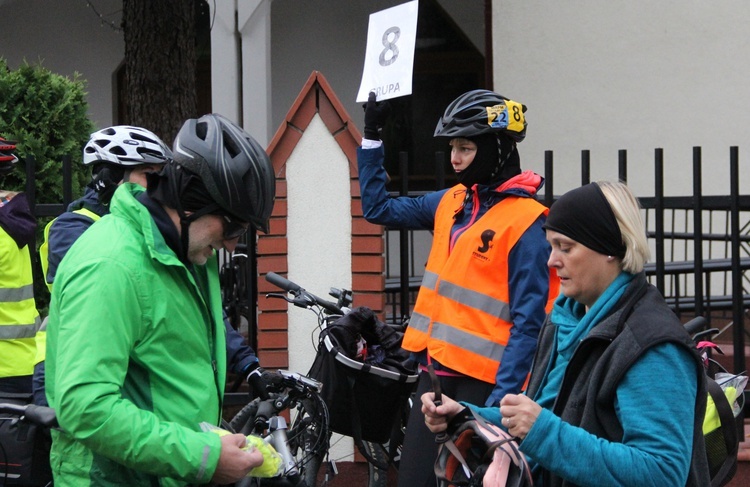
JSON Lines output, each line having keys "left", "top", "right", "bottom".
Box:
{"left": 46, "top": 184, "right": 227, "bottom": 486}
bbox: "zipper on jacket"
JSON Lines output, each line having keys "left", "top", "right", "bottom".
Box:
{"left": 449, "top": 185, "right": 480, "bottom": 253}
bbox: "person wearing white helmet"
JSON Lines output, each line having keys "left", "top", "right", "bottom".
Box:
{"left": 34, "top": 126, "right": 171, "bottom": 406}
{"left": 44, "top": 114, "right": 275, "bottom": 485}
{"left": 41, "top": 125, "right": 172, "bottom": 290}
{"left": 35, "top": 125, "right": 270, "bottom": 409}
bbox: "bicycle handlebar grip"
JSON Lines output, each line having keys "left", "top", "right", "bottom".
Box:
{"left": 265, "top": 272, "right": 302, "bottom": 294}
{"left": 25, "top": 404, "right": 58, "bottom": 428}
{"left": 684, "top": 316, "right": 708, "bottom": 336}
{"left": 261, "top": 369, "right": 285, "bottom": 387}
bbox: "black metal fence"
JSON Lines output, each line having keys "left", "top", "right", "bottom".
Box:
{"left": 384, "top": 147, "right": 749, "bottom": 380}
{"left": 23, "top": 147, "right": 750, "bottom": 383}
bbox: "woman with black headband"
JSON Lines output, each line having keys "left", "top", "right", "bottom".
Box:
{"left": 421, "top": 181, "right": 710, "bottom": 486}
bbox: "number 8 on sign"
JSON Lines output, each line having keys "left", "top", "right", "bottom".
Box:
{"left": 380, "top": 27, "right": 400, "bottom": 66}
{"left": 356, "top": 0, "right": 418, "bottom": 103}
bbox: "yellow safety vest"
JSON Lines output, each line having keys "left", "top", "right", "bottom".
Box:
{"left": 36, "top": 208, "right": 101, "bottom": 365}
{"left": 0, "top": 226, "right": 41, "bottom": 378}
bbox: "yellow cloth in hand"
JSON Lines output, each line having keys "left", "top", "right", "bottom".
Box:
{"left": 210, "top": 428, "right": 284, "bottom": 478}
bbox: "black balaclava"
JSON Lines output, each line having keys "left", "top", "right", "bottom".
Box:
{"left": 455, "top": 133, "right": 521, "bottom": 188}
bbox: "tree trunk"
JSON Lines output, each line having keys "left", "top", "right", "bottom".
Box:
{"left": 122, "top": 0, "right": 197, "bottom": 144}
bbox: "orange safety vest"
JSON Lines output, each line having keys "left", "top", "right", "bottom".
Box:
{"left": 402, "top": 187, "right": 558, "bottom": 384}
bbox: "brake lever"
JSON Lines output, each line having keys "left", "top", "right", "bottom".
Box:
{"left": 427, "top": 363, "right": 449, "bottom": 444}
{"left": 266, "top": 291, "right": 309, "bottom": 306}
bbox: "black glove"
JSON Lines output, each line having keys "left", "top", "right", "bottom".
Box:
{"left": 246, "top": 363, "right": 270, "bottom": 400}
{"left": 363, "top": 91, "right": 391, "bottom": 141}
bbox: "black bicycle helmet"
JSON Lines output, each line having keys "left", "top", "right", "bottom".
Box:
{"left": 434, "top": 90, "right": 527, "bottom": 142}
{"left": 172, "top": 113, "right": 275, "bottom": 233}
{"left": 0, "top": 137, "right": 18, "bottom": 175}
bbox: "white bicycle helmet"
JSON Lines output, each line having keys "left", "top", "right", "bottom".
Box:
{"left": 83, "top": 126, "right": 173, "bottom": 167}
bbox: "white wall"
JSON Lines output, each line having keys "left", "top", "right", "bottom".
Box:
{"left": 493, "top": 0, "right": 750, "bottom": 198}
{"left": 0, "top": 0, "right": 124, "bottom": 129}
{"left": 285, "top": 113, "right": 354, "bottom": 461}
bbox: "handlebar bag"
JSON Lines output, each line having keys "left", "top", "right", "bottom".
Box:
{"left": 308, "top": 324, "right": 417, "bottom": 444}
{"left": 0, "top": 393, "right": 53, "bottom": 486}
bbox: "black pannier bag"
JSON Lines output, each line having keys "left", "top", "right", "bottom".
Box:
{"left": 307, "top": 307, "right": 418, "bottom": 445}
{"left": 0, "top": 393, "right": 53, "bottom": 486}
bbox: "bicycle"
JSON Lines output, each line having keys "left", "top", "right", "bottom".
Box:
{"left": 0, "top": 396, "right": 57, "bottom": 487}
{"left": 683, "top": 316, "right": 743, "bottom": 486}
{"left": 263, "top": 272, "right": 418, "bottom": 487}
{"left": 224, "top": 369, "right": 330, "bottom": 487}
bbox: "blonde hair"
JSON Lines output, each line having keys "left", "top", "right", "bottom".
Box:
{"left": 596, "top": 181, "right": 650, "bottom": 273}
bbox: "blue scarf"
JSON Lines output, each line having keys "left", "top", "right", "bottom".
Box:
{"left": 534, "top": 272, "right": 634, "bottom": 410}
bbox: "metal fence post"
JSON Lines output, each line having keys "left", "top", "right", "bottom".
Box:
{"left": 399, "top": 151, "right": 410, "bottom": 320}
{"left": 544, "top": 150, "right": 554, "bottom": 207}
{"left": 692, "top": 147, "right": 704, "bottom": 318}
{"left": 654, "top": 149, "right": 665, "bottom": 295}
{"left": 618, "top": 150, "right": 627, "bottom": 183}
{"left": 581, "top": 150, "right": 590, "bottom": 185}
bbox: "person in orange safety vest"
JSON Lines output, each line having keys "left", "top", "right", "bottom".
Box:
{"left": 357, "top": 89, "right": 559, "bottom": 487}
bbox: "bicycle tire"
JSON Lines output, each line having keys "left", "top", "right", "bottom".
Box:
{"left": 229, "top": 399, "right": 261, "bottom": 434}
{"left": 363, "top": 441, "right": 389, "bottom": 487}
{"left": 287, "top": 396, "right": 330, "bottom": 486}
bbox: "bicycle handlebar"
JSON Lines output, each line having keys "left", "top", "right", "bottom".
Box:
{"left": 265, "top": 272, "right": 344, "bottom": 315}
{"left": 0, "top": 402, "right": 58, "bottom": 428}
{"left": 262, "top": 369, "right": 323, "bottom": 394}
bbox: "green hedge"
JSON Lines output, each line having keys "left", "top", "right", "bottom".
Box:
{"left": 0, "top": 58, "right": 96, "bottom": 312}
{"left": 0, "top": 58, "right": 93, "bottom": 202}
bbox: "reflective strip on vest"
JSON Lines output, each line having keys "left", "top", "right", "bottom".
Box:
{"left": 421, "top": 271, "right": 439, "bottom": 291}
{"left": 0, "top": 283, "right": 35, "bottom": 303}
{"left": 408, "top": 311, "right": 431, "bottom": 333}
{"left": 0, "top": 319, "right": 40, "bottom": 339}
{"left": 437, "top": 280, "right": 512, "bottom": 323}
{"left": 431, "top": 320, "right": 506, "bottom": 362}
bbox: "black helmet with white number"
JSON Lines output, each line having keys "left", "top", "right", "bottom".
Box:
{"left": 172, "top": 113, "right": 275, "bottom": 233}
{"left": 83, "top": 126, "right": 173, "bottom": 167}
{"left": 0, "top": 137, "right": 18, "bottom": 176}
{"left": 434, "top": 90, "right": 528, "bottom": 142}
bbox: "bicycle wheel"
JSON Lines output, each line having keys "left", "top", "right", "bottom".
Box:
{"left": 228, "top": 399, "right": 261, "bottom": 435}
{"left": 361, "top": 391, "right": 412, "bottom": 487}
{"left": 287, "top": 395, "right": 330, "bottom": 486}
{"left": 363, "top": 441, "right": 389, "bottom": 487}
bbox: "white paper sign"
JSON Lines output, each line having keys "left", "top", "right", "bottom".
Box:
{"left": 356, "top": 0, "right": 419, "bottom": 103}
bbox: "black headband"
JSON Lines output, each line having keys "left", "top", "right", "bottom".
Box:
{"left": 543, "top": 183, "right": 626, "bottom": 258}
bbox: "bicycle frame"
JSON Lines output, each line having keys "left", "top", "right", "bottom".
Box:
{"left": 227, "top": 369, "right": 330, "bottom": 487}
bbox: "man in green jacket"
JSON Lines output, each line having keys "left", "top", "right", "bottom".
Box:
{"left": 45, "top": 114, "right": 276, "bottom": 486}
